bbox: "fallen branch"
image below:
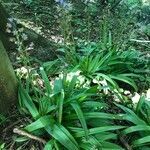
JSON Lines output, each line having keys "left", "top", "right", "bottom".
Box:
{"left": 130, "top": 39, "right": 150, "bottom": 43}
{"left": 3, "top": 120, "right": 21, "bottom": 133}
{"left": 13, "top": 128, "right": 46, "bottom": 144}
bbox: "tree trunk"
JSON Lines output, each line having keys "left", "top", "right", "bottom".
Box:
{"left": 0, "top": 40, "right": 18, "bottom": 113}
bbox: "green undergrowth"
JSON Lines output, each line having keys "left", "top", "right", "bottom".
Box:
{"left": 15, "top": 43, "right": 150, "bottom": 149}
{"left": 1, "top": 0, "right": 150, "bottom": 149}
{"left": 16, "top": 62, "right": 150, "bottom": 149}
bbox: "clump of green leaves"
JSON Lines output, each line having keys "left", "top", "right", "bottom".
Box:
{"left": 18, "top": 68, "right": 127, "bottom": 150}
{"left": 17, "top": 65, "right": 150, "bottom": 149}
{"left": 117, "top": 95, "right": 150, "bottom": 149}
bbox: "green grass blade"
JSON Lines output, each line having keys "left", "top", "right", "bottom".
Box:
{"left": 45, "top": 124, "right": 79, "bottom": 150}
{"left": 40, "top": 67, "right": 52, "bottom": 95}
{"left": 95, "top": 132, "right": 117, "bottom": 141}
{"left": 115, "top": 103, "right": 146, "bottom": 125}
{"left": 25, "top": 116, "right": 79, "bottom": 150}
{"left": 82, "top": 101, "right": 108, "bottom": 109}
{"left": 136, "top": 96, "right": 145, "bottom": 113}
{"left": 123, "top": 125, "right": 150, "bottom": 135}
{"left": 18, "top": 84, "right": 39, "bottom": 119}
{"left": 57, "top": 90, "right": 64, "bottom": 123}
{"left": 53, "top": 78, "right": 63, "bottom": 95}
{"left": 69, "top": 112, "right": 124, "bottom": 120}
{"left": 68, "top": 75, "right": 78, "bottom": 92}
{"left": 74, "top": 126, "right": 125, "bottom": 137}
{"left": 133, "top": 136, "right": 150, "bottom": 147}
{"left": 25, "top": 115, "right": 53, "bottom": 132}
{"left": 83, "top": 112, "right": 124, "bottom": 120}
{"left": 101, "top": 141, "right": 124, "bottom": 150}
{"left": 71, "top": 102, "right": 89, "bottom": 139}
{"left": 44, "top": 140, "right": 53, "bottom": 150}
{"left": 97, "top": 73, "right": 117, "bottom": 88}
{"left": 109, "top": 74, "right": 137, "bottom": 91}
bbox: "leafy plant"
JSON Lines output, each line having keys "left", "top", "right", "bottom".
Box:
{"left": 63, "top": 46, "right": 146, "bottom": 91}
{"left": 18, "top": 68, "right": 127, "bottom": 150}
{"left": 117, "top": 96, "right": 150, "bottom": 149}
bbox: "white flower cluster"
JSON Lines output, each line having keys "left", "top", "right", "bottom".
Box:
{"left": 131, "top": 89, "right": 150, "bottom": 104}
{"left": 16, "top": 66, "right": 32, "bottom": 78}
{"left": 59, "top": 70, "right": 81, "bottom": 81}
{"left": 93, "top": 78, "right": 109, "bottom": 94}
{"left": 6, "top": 17, "right": 28, "bottom": 48}
{"left": 55, "top": 0, "right": 72, "bottom": 11}
{"left": 5, "top": 18, "right": 14, "bottom": 33}
{"left": 84, "top": 0, "right": 95, "bottom": 4}
{"left": 146, "top": 89, "right": 150, "bottom": 101}
{"left": 131, "top": 92, "right": 141, "bottom": 104}
{"left": 58, "top": 70, "right": 90, "bottom": 87}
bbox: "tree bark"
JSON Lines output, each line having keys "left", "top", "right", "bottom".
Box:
{"left": 0, "top": 40, "right": 18, "bottom": 113}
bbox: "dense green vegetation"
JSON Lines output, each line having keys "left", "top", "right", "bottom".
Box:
{"left": 0, "top": 0, "right": 150, "bottom": 149}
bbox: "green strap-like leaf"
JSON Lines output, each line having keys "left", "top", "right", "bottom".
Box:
{"left": 57, "top": 90, "right": 64, "bottom": 123}
{"left": 109, "top": 74, "right": 137, "bottom": 91}
{"left": 25, "top": 116, "right": 79, "bottom": 150}
{"left": 53, "top": 79, "right": 63, "bottom": 95}
{"left": 25, "top": 115, "right": 53, "bottom": 132}
{"left": 115, "top": 103, "right": 146, "bottom": 125}
{"left": 18, "top": 85, "right": 39, "bottom": 119}
{"left": 44, "top": 140, "right": 53, "bottom": 150}
{"left": 123, "top": 125, "right": 150, "bottom": 135}
{"left": 133, "top": 136, "right": 150, "bottom": 147}
{"left": 71, "top": 102, "right": 89, "bottom": 139}
{"left": 73, "top": 126, "right": 125, "bottom": 137}
{"left": 45, "top": 124, "right": 79, "bottom": 150}
{"left": 101, "top": 141, "right": 124, "bottom": 150}
{"left": 69, "top": 112, "right": 124, "bottom": 120}
{"left": 68, "top": 75, "right": 78, "bottom": 92}
{"left": 40, "top": 67, "right": 52, "bottom": 95}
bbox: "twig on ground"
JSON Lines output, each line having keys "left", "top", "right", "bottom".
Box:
{"left": 3, "top": 120, "right": 21, "bottom": 133}
{"left": 130, "top": 39, "right": 150, "bottom": 43}
{"left": 13, "top": 128, "right": 46, "bottom": 144}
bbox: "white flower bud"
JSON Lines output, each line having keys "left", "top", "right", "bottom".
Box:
{"left": 132, "top": 92, "right": 140, "bottom": 104}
